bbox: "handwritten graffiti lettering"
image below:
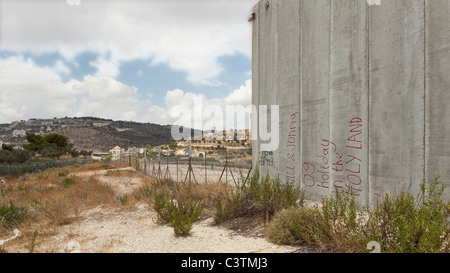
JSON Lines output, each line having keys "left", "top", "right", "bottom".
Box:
{"left": 302, "top": 117, "right": 364, "bottom": 197}
{"left": 285, "top": 112, "right": 299, "bottom": 183}
{"left": 303, "top": 162, "right": 316, "bottom": 187}
{"left": 345, "top": 117, "right": 364, "bottom": 196}
{"left": 346, "top": 117, "right": 363, "bottom": 150}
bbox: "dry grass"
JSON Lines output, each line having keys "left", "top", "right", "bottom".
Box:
{"left": 0, "top": 162, "right": 129, "bottom": 252}
{"left": 136, "top": 179, "right": 232, "bottom": 219}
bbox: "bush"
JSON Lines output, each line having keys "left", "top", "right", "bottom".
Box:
{"left": 149, "top": 181, "right": 204, "bottom": 237}
{"left": 117, "top": 194, "right": 129, "bottom": 205}
{"left": 266, "top": 195, "right": 366, "bottom": 252}
{"left": 170, "top": 198, "right": 203, "bottom": 237}
{"left": 59, "top": 178, "right": 76, "bottom": 188}
{"left": 0, "top": 149, "right": 32, "bottom": 164}
{"left": 266, "top": 174, "right": 450, "bottom": 253}
{"left": 0, "top": 201, "right": 28, "bottom": 228}
{"left": 214, "top": 166, "right": 303, "bottom": 225}
{"left": 366, "top": 174, "right": 449, "bottom": 253}
{"left": 265, "top": 206, "right": 317, "bottom": 246}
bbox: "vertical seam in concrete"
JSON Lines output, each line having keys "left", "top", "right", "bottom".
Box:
{"left": 328, "top": 0, "right": 332, "bottom": 196}
{"left": 367, "top": 3, "right": 371, "bottom": 209}
{"left": 256, "top": 1, "right": 261, "bottom": 167}
{"left": 423, "top": 0, "right": 427, "bottom": 183}
{"left": 299, "top": 0, "right": 303, "bottom": 189}
{"left": 274, "top": 0, "right": 279, "bottom": 174}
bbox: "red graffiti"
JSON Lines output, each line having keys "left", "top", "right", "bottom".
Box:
{"left": 285, "top": 112, "right": 299, "bottom": 184}
{"left": 302, "top": 117, "right": 364, "bottom": 197}
{"left": 344, "top": 117, "right": 363, "bottom": 196}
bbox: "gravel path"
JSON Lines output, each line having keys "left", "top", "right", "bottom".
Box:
{"left": 40, "top": 204, "right": 299, "bottom": 253}
{"left": 28, "top": 168, "right": 301, "bottom": 253}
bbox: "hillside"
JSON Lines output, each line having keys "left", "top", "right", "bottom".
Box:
{"left": 0, "top": 117, "right": 177, "bottom": 152}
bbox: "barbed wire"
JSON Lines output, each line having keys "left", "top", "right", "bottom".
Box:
{"left": 114, "top": 153, "right": 252, "bottom": 186}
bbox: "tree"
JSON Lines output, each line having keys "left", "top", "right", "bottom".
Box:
{"left": 1, "top": 144, "right": 13, "bottom": 152}
{"left": 23, "top": 133, "right": 45, "bottom": 151}
{"left": 0, "top": 149, "right": 31, "bottom": 164}
{"left": 23, "top": 133, "right": 73, "bottom": 159}
{"left": 43, "top": 133, "right": 70, "bottom": 148}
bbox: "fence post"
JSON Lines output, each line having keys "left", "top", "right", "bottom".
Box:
{"left": 144, "top": 151, "right": 147, "bottom": 175}
{"left": 204, "top": 150, "right": 207, "bottom": 185}
{"left": 226, "top": 149, "right": 228, "bottom": 184}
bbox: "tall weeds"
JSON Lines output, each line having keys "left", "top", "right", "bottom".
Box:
{"left": 214, "top": 166, "right": 303, "bottom": 225}
{"left": 266, "top": 174, "right": 450, "bottom": 253}
{"left": 141, "top": 180, "right": 208, "bottom": 237}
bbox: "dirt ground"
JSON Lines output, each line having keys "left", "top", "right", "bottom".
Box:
{"left": 1, "top": 167, "right": 303, "bottom": 253}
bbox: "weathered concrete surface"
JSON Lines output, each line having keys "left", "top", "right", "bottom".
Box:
{"left": 300, "top": 0, "right": 331, "bottom": 200}
{"left": 257, "top": 0, "right": 279, "bottom": 177}
{"left": 277, "top": 0, "right": 301, "bottom": 186}
{"left": 251, "top": 2, "right": 260, "bottom": 168}
{"left": 425, "top": 0, "right": 450, "bottom": 200}
{"left": 330, "top": 0, "right": 369, "bottom": 205}
{"left": 252, "top": 0, "right": 450, "bottom": 207}
{"left": 369, "top": 1, "right": 425, "bottom": 204}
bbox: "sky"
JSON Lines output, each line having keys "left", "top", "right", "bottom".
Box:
{"left": 0, "top": 0, "right": 258, "bottom": 130}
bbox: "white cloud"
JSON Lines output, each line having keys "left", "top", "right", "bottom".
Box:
{"left": 0, "top": 0, "right": 257, "bottom": 84}
{"left": 224, "top": 79, "right": 252, "bottom": 106}
{"left": 89, "top": 57, "right": 120, "bottom": 78}
{"left": 0, "top": 56, "right": 253, "bottom": 130}
{"left": 52, "top": 60, "right": 71, "bottom": 76}
{"left": 0, "top": 56, "right": 143, "bottom": 122}
{"left": 162, "top": 81, "right": 252, "bottom": 130}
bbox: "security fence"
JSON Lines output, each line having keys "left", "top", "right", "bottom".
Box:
{"left": 115, "top": 153, "right": 252, "bottom": 186}
{"left": 0, "top": 157, "right": 94, "bottom": 176}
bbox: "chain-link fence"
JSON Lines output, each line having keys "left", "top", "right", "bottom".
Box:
{"left": 0, "top": 157, "right": 94, "bottom": 176}
{"left": 115, "top": 152, "right": 252, "bottom": 186}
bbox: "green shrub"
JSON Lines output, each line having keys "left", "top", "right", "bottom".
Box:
{"left": 153, "top": 191, "right": 175, "bottom": 224}
{"left": 214, "top": 166, "right": 303, "bottom": 224}
{"left": 0, "top": 201, "right": 29, "bottom": 228}
{"left": 170, "top": 199, "right": 203, "bottom": 237}
{"left": 150, "top": 181, "right": 204, "bottom": 237}
{"left": 267, "top": 174, "right": 449, "bottom": 253}
{"left": 266, "top": 196, "right": 366, "bottom": 252}
{"left": 265, "top": 206, "right": 319, "bottom": 246}
{"left": 366, "top": 174, "right": 449, "bottom": 253}
{"left": 117, "top": 193, "right": 129, "bottom": 205}
{"left": 59, "top": 178, "right": 76, "bottom": 188}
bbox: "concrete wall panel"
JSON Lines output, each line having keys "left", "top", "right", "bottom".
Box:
{"left": 369, "top": 1, "right": 425, "bottom": 204}
{"left": 257, "top": 0, "right": 279, "bottom": 178}
{"left": 277, "top": 0, "right": 301, "bottom": 185}
{"left": 425, "top": 0, "right": 450, "bottom": 199}
{"left": 252, "top": 0, "right": 449, "bottom": 204}
{"left": 251, "top": 2, "right": 260, "bottom": 168}
{"left": 300, "top": 0, "right": 331, "bottom": 199}
{"left": 330, "top": 0, "right": 369, "bottom": 206}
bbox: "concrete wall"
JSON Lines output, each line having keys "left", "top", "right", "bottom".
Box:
{"left": 251, "top": 0, "right": 450, "bottom": 207}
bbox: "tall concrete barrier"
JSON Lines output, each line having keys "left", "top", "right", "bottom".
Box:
{"left": 251, "top": 0, "right": 450, "bottom": 207}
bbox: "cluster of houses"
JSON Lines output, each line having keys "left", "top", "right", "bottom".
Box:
{"left": 96, "top": 145, "right": 196, "bottom": 162}
{"left": 96, "top": 129, "right": 252, "bottom": 162}
{"left": 0, "top": 117, "right": 113, "bottom": 137}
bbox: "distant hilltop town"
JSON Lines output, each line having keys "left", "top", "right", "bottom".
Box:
{"left": 0, "top": 117, "right": 175, "bottom": 152}
{"left": 0, "top": 117, "right": 252, "bottom": 159}
{"left": 1, "top": 116, "right": 114, "bottom": 137}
